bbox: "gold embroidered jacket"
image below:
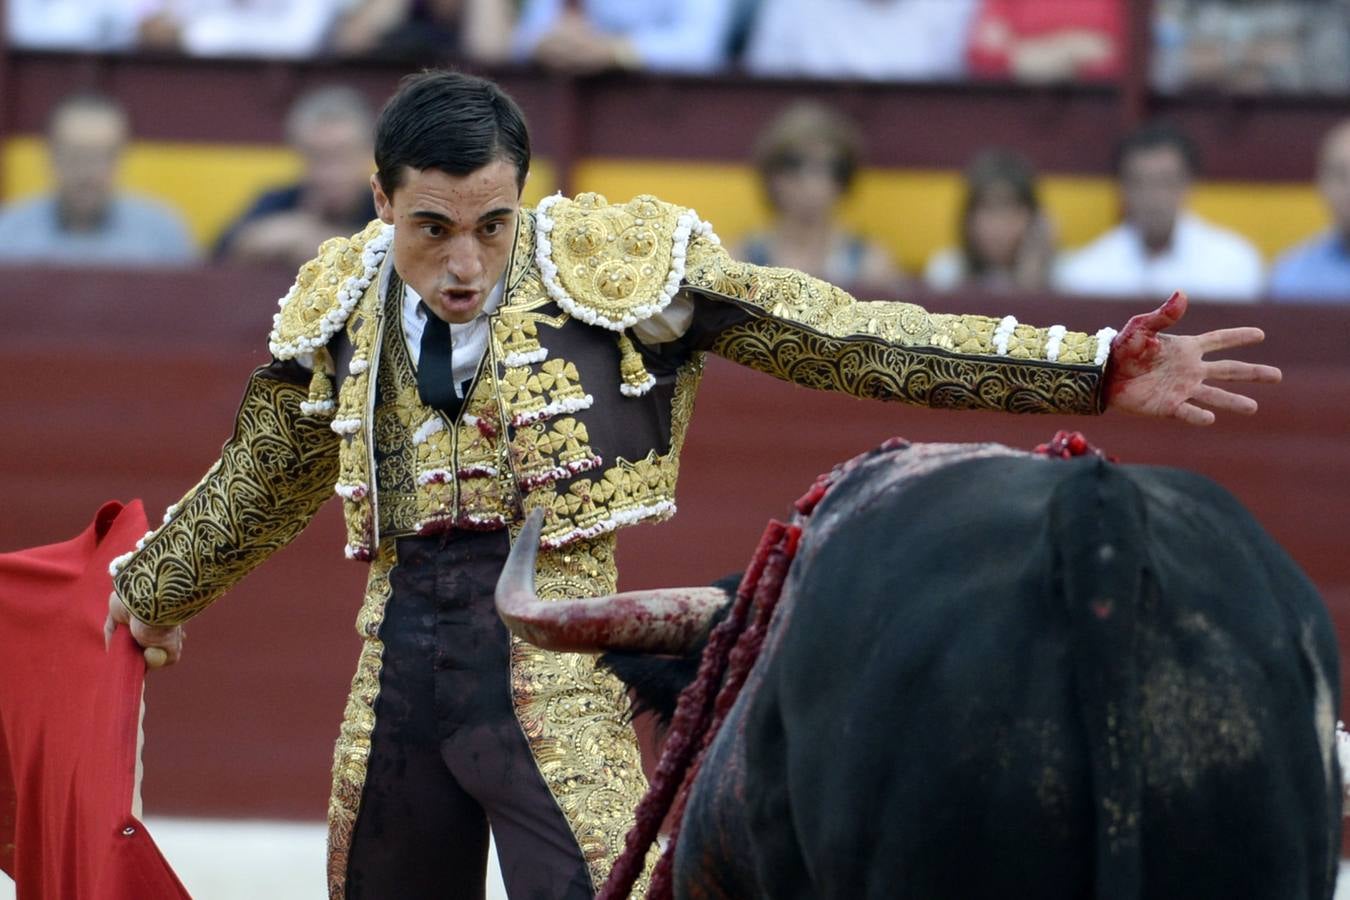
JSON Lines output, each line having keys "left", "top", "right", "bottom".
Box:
{"left": 112, "top": 192, "right": 1113, "bottom": 625}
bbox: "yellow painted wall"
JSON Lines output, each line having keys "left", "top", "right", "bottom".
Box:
{"left": 3, "top": 139, "right": 1329, "bottom": 268}
{"left": 575, "top": 159, "right": 1331, "bottom": 273}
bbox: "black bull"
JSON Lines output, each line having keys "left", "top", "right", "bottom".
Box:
{"left": 498, "top": 443, "right": 1344, "bottom": 899}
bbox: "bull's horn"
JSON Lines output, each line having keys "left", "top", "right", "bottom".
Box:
{"left": 496, "top": 509, "right": 728, "bottom": 654}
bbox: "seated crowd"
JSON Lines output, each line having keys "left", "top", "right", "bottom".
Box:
{"left": 8, "top": 0, "right": 1349, "bottom": 91}
{"left": 0, "top": 83, "right": 1346, "bottom": 304}
{"left": 1, "top": 2, "right": 1347, "bottom": 301}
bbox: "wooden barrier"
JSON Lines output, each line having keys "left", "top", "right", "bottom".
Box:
{"left": 2, "top": 264, "right": 1346, "bottom": 819}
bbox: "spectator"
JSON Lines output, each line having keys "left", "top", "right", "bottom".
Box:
{"left": 925, "top": 149, "right": 1055, "bottom": 293}
{"left": 511, "top": 0, "right": 735, "bottom": 74}
{"left": 1152, "top": 0, "right": 1350, "bottom": 95}
{"left": 744, "top": 0, "right": 979, "bottom": 81}
{"left": 7, "top": 0, "right": 138, "bottom": 50}
{"left": 1269, "top": 119, "right": 1350, "bottom": 303}
{"left": 1054, "top": 122, "right": 1264, "bottom": 302}
{"left": 132, "top": 0, "right": 347, "bottom": 58}
{"left": 967, "top": 0, "right": 1125, "bottom": 84}
{"left": 214, "top": 86, "right": 377, "bottom": 268}
{"left": 0, "top": 93, "right": 197, "bottom": 267}
{"left": 735, "top": 102, "right": 901, "bottom": 291}
{"left": 329, "top": 0, "right": 514, "bottom": 63}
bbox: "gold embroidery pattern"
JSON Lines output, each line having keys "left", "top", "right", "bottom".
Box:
{"left": 510, "top": 417, "right": 603, "bottom": 490}
{"left": 332, "top": 279, "right": 386, "bottom": 560}
{"left": 272, "top": 219, "right": 387, "bottom": 352}
{"left": 113, "top": 370, "right": 340, "bottom": 625}
{"left": 512, "top": 534, "right": 654, "bottom": 895}
{"left": 326, "top": 538, "right": 396, "bottom": 899}
{"left": 500, "top": 358, "right": 594, "bottom": 427}
{"left": 683, "top": 240, "right": 1105, "bottom": 414}
{"left": 710, "top": 317, "right": 1102, "bottom": 415}
{"left": 543, "top": 193, "right": 685, "bottom": 327}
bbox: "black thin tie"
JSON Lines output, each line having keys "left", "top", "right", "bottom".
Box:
{"left": 416, "top": 302, "right": 462, "bottom": 418}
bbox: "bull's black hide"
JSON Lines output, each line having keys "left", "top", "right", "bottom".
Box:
{"left": 671, "top": 452, "right": 1341, "bottom": 900}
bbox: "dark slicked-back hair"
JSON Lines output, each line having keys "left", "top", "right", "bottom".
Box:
{"left": 374, "top": 70, "right": 530, "bottom": 196}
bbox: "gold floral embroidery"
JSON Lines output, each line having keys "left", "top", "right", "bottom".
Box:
{"left": 512, "top": 534, "right": 655, "bottom": 895}
{"left": 682, "top": 237, "right": 1106, "bottom": 414}
{"left": 326, "top": 539, "right": 396, "bottom": 899}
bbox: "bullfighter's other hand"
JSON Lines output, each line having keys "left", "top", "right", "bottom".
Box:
{"left": 1104, "top": 290, "right": 1281, "bottom": 426}
{"left": 105, "top": 591, "right": 184, "bottom": 669}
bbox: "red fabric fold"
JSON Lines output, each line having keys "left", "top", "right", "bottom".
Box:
{"left": 0, "top": 500, "right": 190, "bottom": 899}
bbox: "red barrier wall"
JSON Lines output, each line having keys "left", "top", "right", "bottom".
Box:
{"left": 3, "top": 265, "right": 1346, "bottom": 819}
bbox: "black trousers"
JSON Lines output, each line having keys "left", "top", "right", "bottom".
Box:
{"left": 345, "top": 529, "right": 593, "bottom": 900}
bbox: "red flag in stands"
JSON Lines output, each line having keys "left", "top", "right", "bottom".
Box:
{"left": 0, "top": 501, "right": 190, "bottom": 899}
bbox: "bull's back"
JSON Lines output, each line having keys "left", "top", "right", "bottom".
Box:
{"left": 734, "top": 454, "right": 1339, "bottom": 899}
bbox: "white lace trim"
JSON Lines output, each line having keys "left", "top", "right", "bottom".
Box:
{"left": 412, "top": 416, "right": 445, "bottom": 446}
{"left": 268, "top": 224, "right": 394, "bottom": 359}
{"left": 620, "top": 374, "right": 657, "bottom": 398}
{"left": 330, "top": 417, "right": 362, "bottom": 436}
{"left": 300, "top": 399, "right": 335, "bottom": 416}
{"left": 334, "top": 482, "right": 369, "bottom": 501}
{"left": 1094, "top": 327, "right": 1119, "bottom": 367}
{"left": 992, "top": 315, "right": 1017, "bottom": 356}
{"left": 1044, "top": 324, "right": 1068, "bottom": 362}
{"left": 540, "top": 499, "right": 676, "bottom": 549}
{"left": 503, "top": 347, "right": 549, "bottom": 368}
{"left": 510, "top": 394, "right": 594, "bottom": 428}
{"left": 416, "top": 467, "right": 455, "bottom": 486}
{"left": 534, "top": 193, "right": 719, "bottom": 332}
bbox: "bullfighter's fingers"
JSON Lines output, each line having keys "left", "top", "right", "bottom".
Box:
{"left": 1197, "top": 327, "right": 1265, "bottom": 354}
{"left": 1172, "top": 401, "right": 1216, "bottom": 427}
{"left": 1205, "top": 359, "right": 1282, "bottom": 384}
{"left": 1193, "top": 384, "right": 1258, "bottom": 416}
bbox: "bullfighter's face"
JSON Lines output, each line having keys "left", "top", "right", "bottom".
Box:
{"left": 372, "top": 159, "right": 520, "bottom": 324}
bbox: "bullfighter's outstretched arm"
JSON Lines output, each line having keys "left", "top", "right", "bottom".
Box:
{"left": 678, "top": 235, "right": 1279, "bottom": 423}
{"left": 680, "top": 235, "right": 1111, "bottom": 416}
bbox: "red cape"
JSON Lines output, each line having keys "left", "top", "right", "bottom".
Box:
{"left": 0, "top": 501, "right": 189, "bottom": 899}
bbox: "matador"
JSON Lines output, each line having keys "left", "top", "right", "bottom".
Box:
{"left": 106, "top": 71, "right": 1280, "bottom": 899}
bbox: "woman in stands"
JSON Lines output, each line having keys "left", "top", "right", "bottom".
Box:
{"left": 925, "top": 148, "right": 1057, "bottom": 293}
{"left": 735, "top": 101, "right": 902, "bottom": 293}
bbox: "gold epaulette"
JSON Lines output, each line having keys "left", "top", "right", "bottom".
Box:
{"left": 532, "top": 192, "right": 719, "bottom": 331}
{"left": 267, "top": 219, "right": 393, "bottom": 359}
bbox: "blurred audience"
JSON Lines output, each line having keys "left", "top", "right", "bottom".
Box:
{"left": 0, "top": 93, "right": 196, "bottom": 267}
{"left": 925, "top": 149, "right": 1055, "bottom": 293}
{"left": 7, "top": 0, "right": 138, "bottom": 50}
{"left": 744, "top": 0, "right": 979, "bottom": 81}
{"left": 1269, "top": 120, "right": 1350, "bottom": 303}
{"left": 131, "top": 0, "right": 347, "bottom": 58}
{"left": 735, "top": 102, "right": 901, "bottom": 291}
{"left": 511, "top": 0, "right": 735, "bottom": 74}
{"left": 967, "top": 0, "right": 1125, "bottom": 83}
{"left": 214, "top": 86, "right": 377, "bottom": 267}
{"left": 1153, "top": 0, "right": 1350, "bottom": 94}
{"left": 1055, "top": 122, "right": 1264, "bottom": 302}
{"left": 329, "top": 0, "right": 514, "bottom": 63}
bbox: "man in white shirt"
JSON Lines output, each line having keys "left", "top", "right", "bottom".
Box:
{"left": 1055, "top": 122, "right": 1265, "bottom": 302}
